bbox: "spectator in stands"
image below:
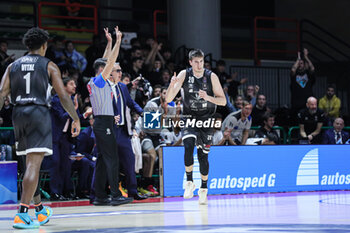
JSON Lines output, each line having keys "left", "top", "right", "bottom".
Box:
{"left": 144, "top": 41, "right": 165, "bottom": 72}
{"left": 160, "top": 129, "right": 176, "bottom": 146}
{"left": 128, "top": 57, "right": 145, "bottom": 80}
{"left": 160, "top": 47, "right": 176, "bottom": 74}
{"left": 136, "top": 87, "right": 176, "bottom": 195}
{"left": 251, "top": 94, "right": 271, "bottom": 127}
{"left": 130, "top": 113, "right": 143, "bottom": 177}
{"left": 122, "top": 72, "right": 152, "bottom": 108}
{"left": 160, "top": 100, "right": 183, "bottom": 146}
{"left": 221, "top": 101, "right": 252, "bottom": 145}
{"left": 0, "top": 39, "right": 15, "bottom": 78}
{"left": 290, "top": 48, "right": 315, "bottom": 124}
{"left": 204, "top": 60, "right": 212, "bottom": 70}
{"left": 274, "top": 104, "right": 293, "bottom": 128}
{"left": 217, "top": 128, "right": 235, "bottom": 145}
{"left": 160, "top": 69, "right": 171, "bottom": 87}
{"left": 125, "top": 74, "right": 138, "bottom": 100}
{"left": 0, "top": 96, "right": 15, "bottom": 147}
{"left": 81, "top": 96, "right": 91, "bottom": 115}
{"left": 0, "top": 115, "right": 13, "bottom": 144}
{"left": 244, "top": 85, "right": 259, "bottom": 107}
{"left": 232, "top": 95, "right": 244, "bottom": 112}
{"left": 323, "top": 117, "right": 349, "bottom": 144}
{"left": 161, "top": 47, "right": 173, "bottom": 65}
{"left": 147, "top": 58, "right": 163, "bottom": 86}
{"left": 0, "top": 117, "right": 13, "bottom": 161}
{"left": 63, "top": 40, "right": 87, "bottom": 74}
{"left": 254, "top": 113, "right": 280, "bottom": 145}
{"left": 84, "top": 34, "right": 105, "bottom": 77}
{"left": 298, "top": 97, "right": 325, "bottom": 144}
{"left": 131, "top": 75, "right": 152, "bottom": 108}
{"left": 69, "top": 150, "right": 90, "bottom": 199}
{"left": 204, "top": 61, "right": 212, "bottom": 70}
{"left": 126, "top": 46, "right": 142, "bottom": 67}
{"left": 46, "top": 35, "right": 66, "bottom": 70}
{"left": 211, "top": 113, "right": 224, "bottom": 145}
{"left": 121, "top": 72, "right": 131, "bottom": 86}
{"left": 152, "top": 84, "right": 162, "bottom": 98}
{"left": 213, "top": 60, "right": 230, "bottom": 87}
{"left": 160, "top": 126, "right": 183, "bottom": 147}
{"left": 173, "top": 119, "right": 184, "bottom": 145}
{"left": 318, "top": 84, "right": 341, "bottom": 126}
{"left": 0, "top": 96, "right": 12, "bottom": 127}
{"left": 227, "top": 72, "right": 247, "bottom": 101}
{"left": 213, "top": 60, "right": 237, "bottom": 118}
{"left": 75, "top": 114, "right": 97, "bottom": 199}
{"left": 213, "top": 60, "right": 248, "bottom": 101}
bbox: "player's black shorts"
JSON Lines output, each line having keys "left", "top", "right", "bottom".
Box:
{"left": 182, "top": 124, "right": 214, "bottom": 154}
{"left": 12, "top": 105, "right": 52, "bottom": 156}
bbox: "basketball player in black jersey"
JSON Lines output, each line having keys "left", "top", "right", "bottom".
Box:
{"left": 165, "top": 49, "right": 226, "bottom": 204}
{"left": 0, "top": 27, "right": 80, "bottom": 229}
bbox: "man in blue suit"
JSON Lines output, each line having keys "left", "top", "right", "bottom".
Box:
{"left": 71, "top": 114, "right": 96, "bottom": 199}
{"left": 49, "top": 77, "right": 83, "bottom": 200}
{"left": 108, "top": 62, "right": 147, "bottom": 200}
{"left": 323, "top": 117, "right": 350, "bottom": 144}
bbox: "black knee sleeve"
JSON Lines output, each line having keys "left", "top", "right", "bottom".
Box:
{"left": 183, "top": 137, "right": 195, "bottom": 167}
{"left": 197, "top": 148, "right": 209, "bottom": 176}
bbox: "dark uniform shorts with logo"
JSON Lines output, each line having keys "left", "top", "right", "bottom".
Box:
{"left": 182, "top": 125, "right": 214, "bottom": 154}
{"left": 12, "top": 105, "right": 52, "bottom": 156}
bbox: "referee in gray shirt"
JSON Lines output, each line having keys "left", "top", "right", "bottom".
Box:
{"left": 87, "top": 26, "right": 132, "bottom": 206}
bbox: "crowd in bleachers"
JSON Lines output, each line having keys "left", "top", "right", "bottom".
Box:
{"left": 0, "top": 30, "right": 348, "bottom": 200}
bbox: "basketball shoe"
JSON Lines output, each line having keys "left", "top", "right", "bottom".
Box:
{"left": 183, "top": 181, "right": 195, "bottom": 199}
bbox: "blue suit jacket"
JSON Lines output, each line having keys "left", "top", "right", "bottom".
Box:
{"left": 113, "top": 82, "right": 143, "bottom": 135}
{"left": 75, "top": 126, "right": 96, "bottom": 160}
{"left": 323, "top": 128, "right": 350, "bottom": 144}
{"left": 116, "top": 82, "right": 143, "bottom": 115}
{"left": 50, "top": 94, "right": 82, "bottom": 143}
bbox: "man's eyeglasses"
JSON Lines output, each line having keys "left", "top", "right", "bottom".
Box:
{"left": 112, "top": 69, "right": 122, "bottom": 73}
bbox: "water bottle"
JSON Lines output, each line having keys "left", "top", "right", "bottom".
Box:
{"left": 0, "top": 145, "right": 5, "bottom": 161}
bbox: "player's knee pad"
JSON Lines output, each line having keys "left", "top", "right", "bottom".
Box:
{"left": 183, "top": 137, "right": 195, "bottom": 167}
{"left": 197, "top": 148, "right": 209, "bottom": 176}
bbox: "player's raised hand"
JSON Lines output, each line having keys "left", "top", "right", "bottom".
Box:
{"left": 170, "top": 72, "right": 179, "bottom": 86}
{"left": 104, "top": 27, "right": 112, "bottom": 42}
{"left": 115, "top": 26, "right": 122, "bottom": 43}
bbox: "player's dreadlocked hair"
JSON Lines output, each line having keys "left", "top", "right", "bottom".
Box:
{"left": 188, "top": 49, "right": 204, "bottom": 60}
{"left": 22, "top": 27, "right": 49, "bottom": 51}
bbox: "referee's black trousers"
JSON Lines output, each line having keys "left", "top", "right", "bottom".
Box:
{"left": 93, "top": 116, "right": 121, "bottom": 198}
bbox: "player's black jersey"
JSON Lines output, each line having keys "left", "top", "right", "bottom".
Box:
{"left": 181, "top": 68, "right": 216, "bottom": 118}
{"left": 10, "top": 54, "right": 52, "bottom": 107}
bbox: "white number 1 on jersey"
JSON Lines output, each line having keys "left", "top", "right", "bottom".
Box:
{"left": 23, "top": 72, "right": 30, "bottom": 94}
